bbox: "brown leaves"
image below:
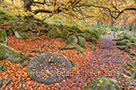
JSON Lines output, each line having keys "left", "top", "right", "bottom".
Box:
{"left": 0, "top": 33, "right": 135, "bottom": 89}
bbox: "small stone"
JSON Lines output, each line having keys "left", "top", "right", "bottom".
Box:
{"left": 78, "top": 36, "right": 86, "bottom": 47}
{"left": 67, "top": 35, "right": 78, "bottom": 44}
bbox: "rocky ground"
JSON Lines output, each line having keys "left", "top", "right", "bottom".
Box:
{"left": 0, "top": 33, "right": 136, "bottom": 90}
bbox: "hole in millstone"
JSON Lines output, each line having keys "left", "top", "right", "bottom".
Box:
{"left": 49, "top": 61, "right": 55, "bottom": 66}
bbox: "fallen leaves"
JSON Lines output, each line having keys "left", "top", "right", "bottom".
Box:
{"left": 0, "top": 34, "right": 135, "bottom": 89}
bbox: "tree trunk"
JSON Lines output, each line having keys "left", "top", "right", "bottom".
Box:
{"left": 23, "top": 0, "right": 33, "bottom": 11}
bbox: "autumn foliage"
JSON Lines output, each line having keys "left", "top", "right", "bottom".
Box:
{"left": 0, "top": 0, "right": 135, "bottom": 30}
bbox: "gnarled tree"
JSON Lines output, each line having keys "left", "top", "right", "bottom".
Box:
{"left": 0, "top": 0, "right": 136, "bottom": 30}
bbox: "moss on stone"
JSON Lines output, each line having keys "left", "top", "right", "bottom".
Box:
{"left": 59, "top": 43, "right": 76, "bottom": 50}
{"left": 85, "top": 77, "right": 121, "bottom": 90}
{"left": 78, "top": 36, "right": 86, "bottom": 47}
{"left": 117, "top": 46, "right": 126, "bottom": 50}
{"left": 48, "top": 27, "right": 61, "bottom": 38}
{"left": 76, "top": 45, "right": 86, "bottom": 56}
{"left": 125, "top": 50, "right": 135, "bottom": 56}
{"left": 15, "top": 31, "right": 33, "bottom": 40}
{"left": 60, "top": 30, "right": 69, "bottom": 39}
{"left": 0, "top": 29, "right": 7, "bottom": 45}
{"left": 0, "top": 43, "right": 28, "bottom": 63}
{"left": 21, "top": 32, "right": 33, "bottom": 39}
{"left": 67, "top": 35, "right": 78, "bottom": 44}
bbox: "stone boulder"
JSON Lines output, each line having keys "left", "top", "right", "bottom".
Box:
{"left": 28, "top": 52, "right": 72, "bottom": 85}
{"left": 60, "top": 30, "right": 69, "bottom": 39}
{"left": 67, "top": 35, "right": 78, "bottom": 44}
{"left": 48, "top": 27, "right": 61, "bottom": 38}
{"left": 59, "top": 44, "right": 76, "bottom": 50}
{"left": 0, "top": 43, "right": 28, "bottom": 63}
{"left": 14, "top": 31, "right": 33, "bottom": 40}
{"left": 0, "top": 29, "right": 7, "bottom": 45}
{"left": 78, "top": 36, "right": 86, "bottom": 47}
{"left": 117, "top": 46, "right": 126, "bottom": 50}
{"left": 84, "top": 77, "right": 121, "bottom": 90}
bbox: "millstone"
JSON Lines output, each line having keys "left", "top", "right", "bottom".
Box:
{"left": 28, "top": 52, "right": 72, "bottom": 85}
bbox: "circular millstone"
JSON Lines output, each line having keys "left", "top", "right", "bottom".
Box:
{"left": 28, "top": 52, "right": 72, "bottom": 85}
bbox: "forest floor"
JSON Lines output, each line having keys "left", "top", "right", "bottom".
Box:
{"left": 0, "top": 33, "right": 136, "bottom": 90}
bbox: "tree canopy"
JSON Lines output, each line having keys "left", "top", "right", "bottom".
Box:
{"left": 0, "top": 0, "right": 136, "bottom": 30}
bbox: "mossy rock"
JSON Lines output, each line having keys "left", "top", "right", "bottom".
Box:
{"left": 112, "top": 38, "right": 123, "bottom": 41}
{"left": 116, "top": 41, "right": 126, "bottom": 46}
{"left": 59, "top": 43, "right": 76, "bottom": 50}
{"left": 126, "top": 43, "right": 131, "bottom": 48}
{"left": 14, "top": 31, "right": 33, "bottom": 40}
{"left": 75, "top": 33, "right": 86, "bottom": 37}
{"left": 60, "top": 30, "right": 69, "bottom": 39}
{"left": 48, "top": 27, "right": 61, "bottom": 38}
{"left": 0, "top": 29, "right": 7, "bottom": 45}
{"left": 122, "top": 61, "right": 136, "bottom": 79}
{"left": 117, "top": 46, "right": 126, "bottom": 50}
{"left": 125, "top": 50, "right": 135, "bottom": 56}
{"left": 28, "top": 52, "right": 72, "bottom": 85}
{"left": 71, "top": 26, "right": 84, "bottom": 33}
{"left": 0, "top": 63, "right": 7, "bottom": 71}
{"left": 76, "top": 45, "right": 86, "bottom": 56}
{"left": 78, "top": 36, "right": 86, "bottom": 47}
{"left": 14, "top": 31, "right": 21, "bottom": 39}
{"left": 91, "top": 45, "right": 96, "bottom": 50}
{"left": 84, "top": 77, "right": 121, "bottom": 90}
{"left": 122, "top": 39, "right": 130, "bottom": 43}
{"left": 0, "top": 43, "right": 28, "bottom": 63}
{"left": 67, "top": 35, "right": 78, "bottom": 44}
{"left": 21, "top": 32, "right": 33, "bottom": 39}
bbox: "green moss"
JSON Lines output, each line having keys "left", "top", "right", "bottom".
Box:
{"left": 117, "top": 46, "right": 126, "bottom": 50}
{"left": 0, "top": 29, "right": 7, "bottom": 45}
{"left": 0, "top": 56, "right": 5, "bottom": 60}
{"left": 48, "top": 27, "right": 61, "bottom": 38}
{"left": 71, "top": 26, "right": 84, "bottom": 33}
{"left": 59, "top": 43, "right": 76, "bottom": 50}
{"left": 16, "top": 31, "right": 33, "bottom": 40}
{"left": 91, "top": 45, "right": 96, "bottom": 50}
{"left": 91, "top": 31, "right": 100, "bottom": 38}
{"left": 76, "top": 45, "right": 86, "bottom": 56}
{"left": 125, "top": 50, "right": 135, "bottom": 56}
{"left": 85, "top": 77, "right": 121, "bottom": 90}
{"left": 67, "top": 35, "right": 77, "bottom": 44}
{"left": 60, "top": 30, "right": 69, "bottom": 39}
{"left": 78, "top": 36, "right": 86, "bottom": 47}
{"left": 0, "top": 43, "right": 28, "bottom": 63}
{"left": 21, "top": 32, "right": 33, "bottom": 39}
